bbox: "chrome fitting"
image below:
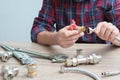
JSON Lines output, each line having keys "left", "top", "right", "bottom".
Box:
{"left": 1, "top": 65, "right": 19, "bottom": 80}
{"left": 76, "top": 48, "right": 83, "bottom": 57}
{"left": 0, "top": 51, "right": 13, "bottom": 62}
{"left": 101, "top": 71, "right": 120, "bottom": 77}
{"left": 86, "top": 54, "right": 102, "bottom": 64}
{"left": 86, "top": 27, "right": 95, "bottom": 34}
{"left": 64, "top": 54, "right": 102, "bottom": 67}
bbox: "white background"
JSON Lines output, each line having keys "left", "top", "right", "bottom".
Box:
{"left": 0, "top": 0, "right": 43, "bottom": 42}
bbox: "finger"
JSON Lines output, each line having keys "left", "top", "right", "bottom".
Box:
{"left": 61, "top": 43, "right": 74, "bottom": 48}
{"left": 109, "top": 28, "right": 119, "bottom": 42}
{"left": 95, "top": 22, "right": 107, "bottom": 35}
{"left": 63, "top": 30, "right": 79, "bottom": 38}
{"left": 104, "top": 23, "right": 114, "bottom": 40}
{"left": 66, "top": 25, "right": 74, "bottom": 30}
{"left": 109, "top": 31, "right": 116, "bottom": 42}
{"left": 60, "top": 32, "right": 84, "bottom": 48}
{"left": 100, "top": 23, "right": 109, "bottom": 37}
{"left": 59, "top": 40, "right": 75, "bottom": 48}
{"left": 66, "top": 32, "right": 84, "bottom": 41}
{"left": 94, "top": 22, "right": 103, "bottom": 34}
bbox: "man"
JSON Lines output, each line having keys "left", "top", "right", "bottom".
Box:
{"left": 31, "top": 0, "right": 120, "bottom": 48}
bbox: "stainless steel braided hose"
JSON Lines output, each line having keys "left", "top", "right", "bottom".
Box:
{"left": 60, "top": 66, "right": 101, "bottom": 80}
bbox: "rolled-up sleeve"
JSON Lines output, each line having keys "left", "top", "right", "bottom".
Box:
{"left": 31, "top": 0, "right": 56, "bottom": 42}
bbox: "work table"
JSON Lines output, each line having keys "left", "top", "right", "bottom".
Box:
{"left": 0, "top": 42, "right": 120, "bottom": 80}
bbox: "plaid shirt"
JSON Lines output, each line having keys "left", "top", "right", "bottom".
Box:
{"left": 31, "top": 0, "right": 120, "bottom": 43}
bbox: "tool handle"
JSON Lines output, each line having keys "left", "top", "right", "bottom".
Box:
{"left": 15, "top": 48, "right": 51, "bottom": 59}
{"left": 68, "top": 19, "right": 77, "bottom": 30}
{"left": 13, "top": 51, "right": 35, "bottom": 65}
{"left": 0, "top": 43, "right": 14, "bottom": 51}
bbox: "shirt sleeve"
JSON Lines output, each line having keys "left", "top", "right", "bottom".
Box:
{"left": 31, "top": 0, "right": 56, "bottom": 42}
{"left": 104, "top": 0, "right": 120, "bottom": 30}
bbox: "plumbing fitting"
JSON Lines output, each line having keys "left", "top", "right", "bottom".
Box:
{"left": 0, "top": 51, "right": 13, "bottom": 62}
{"left": 64, "top": 54, "right": 102, "bottom": 67}
{"left": 101, "top": 71, "right": 120, "bottom": 77}
{"left": 76, "top": 26, "right": 86, "bottom": 32}
{"left": 76, "top": 48, "right": 83, "bottom": 57}
{"left": 1, "top": 65, "right": 19, "bottom": 80}
{"left": 60, "top": 66, "right": 101, "bottom": 80}
{"left": 85, "top": 27, "right": 95, "bottom": 34}
{"left": 27, "top": 63, "right": 37, "bottom": 78}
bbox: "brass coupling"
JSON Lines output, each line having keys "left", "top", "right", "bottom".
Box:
{"left": 27, "top": 63, "right": 37, "bottom": 78}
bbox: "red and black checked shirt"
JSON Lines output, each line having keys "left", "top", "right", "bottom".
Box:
{"left": 31, "top": 0, "right": 120, "bottom": 43}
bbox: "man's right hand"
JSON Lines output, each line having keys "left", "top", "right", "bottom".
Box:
{"left": 55, "top": 26, "right": 84, "bottom": 48}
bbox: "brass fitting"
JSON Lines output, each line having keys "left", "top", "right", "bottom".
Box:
{"left": 27, "top": 63, "right": 37, "bottom": 78}
{"left": 77, "top": 26, "right": 86, "bottom": 32}
{"left": 76, "top": 26, "right": 95, "bottom": 34}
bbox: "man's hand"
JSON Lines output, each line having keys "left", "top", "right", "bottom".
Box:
{"left": 37, "top": 20, "right": 84, "bottom": 48}
{"left": 94, "top": 21, "right": 120, "bottom": 46}
{"left": 55, "top": 26, "right": 84, "bottom": 48}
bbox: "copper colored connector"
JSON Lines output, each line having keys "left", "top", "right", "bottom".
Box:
{"left": 27, "top": 63, "right": 37, "bottom": 78}
{"left": 77, "top": 26, "right": 86, "bottom": 32}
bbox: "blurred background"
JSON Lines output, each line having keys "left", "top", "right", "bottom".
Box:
{"left": 0, "top": 0, "right": 43, "bottom": 42}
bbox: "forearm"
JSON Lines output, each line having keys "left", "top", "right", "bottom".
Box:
{"left": 37, "top": 31, "right": 58, "bottom": 45}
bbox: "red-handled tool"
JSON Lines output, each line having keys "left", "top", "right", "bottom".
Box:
{"left": 68, "top": 20, "right": 86, "bottom": 32}
{"left": 68, "top": 20, "right": 77, "bottom": 30}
